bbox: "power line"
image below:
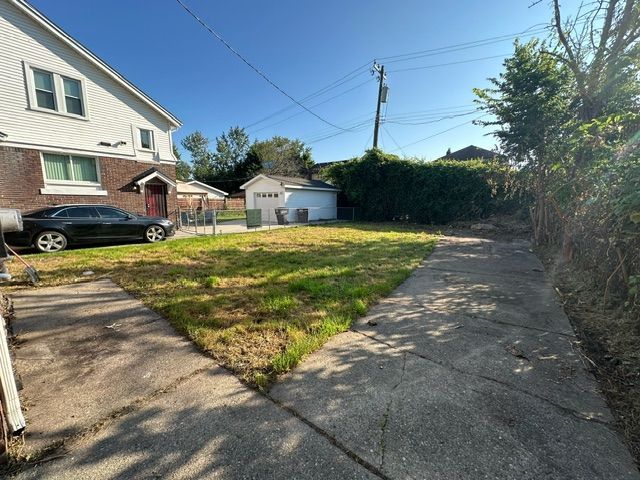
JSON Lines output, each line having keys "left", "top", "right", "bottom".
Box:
{"left": 378, "top": 24, "right": 550, "bottom": 63}
{"left": 382, "top": 124, "right": 406, "bottom": 157}
{"left": 301, "top": 110, "right": 376, "bottom": 141}
{"left": 250, "top": 77, "right": 375, "bottom": 134}
{"left": 175, "top": 0, "right": 352, "bottom": 132}
{"left": 305, "top": 117, "right": 375, "bottom": 144}
{"left": 390, "top": 115, "right": 489, "bottom": 152}
{"left": 385, "top": 110, "right": 479, "bottom": 126}
{"left": 388, "top": 54, "right": 510, "bottom": 73}
{"left": 384, "top": 104, "right": 476, "bottom": 119}
{"left": 363, "top": 131, "right": 374, "bottom": 151}
{"left": 244, "top": 62, "right": 372, "bottom": 129}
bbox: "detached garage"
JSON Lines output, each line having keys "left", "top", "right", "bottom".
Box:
{"left": 240, "top": 175, "right": 339, "bottom": 223}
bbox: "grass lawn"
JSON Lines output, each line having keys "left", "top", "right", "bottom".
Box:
{"left": 9, "top": 223, "right": 437, "bottom": 386}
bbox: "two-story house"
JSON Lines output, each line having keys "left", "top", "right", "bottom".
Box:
{"left": 0, "top": 0, "right": 181, "bottom": 218}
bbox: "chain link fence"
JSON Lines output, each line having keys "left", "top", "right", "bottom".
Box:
{"left": 177, "top": 206, "right": 359, "bottom": 235}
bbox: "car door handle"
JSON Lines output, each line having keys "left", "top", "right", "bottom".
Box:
{"left": 103, "top": 222, "right": 112, "bottom": 225}
{"left": 63, "top": 222, "right": 72, "bottom": 224}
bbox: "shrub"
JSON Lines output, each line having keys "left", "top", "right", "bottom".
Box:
{"left": 326, "top": 149, "right": 521, "bottom": 224}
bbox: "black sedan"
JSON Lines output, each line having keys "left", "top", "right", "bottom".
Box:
{"left": 5, "top": 205, "right": 175, "bottom": 253}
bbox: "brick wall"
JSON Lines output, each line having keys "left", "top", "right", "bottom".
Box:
{"left": 0, "top": 146, "right": 177, "bottom": 220}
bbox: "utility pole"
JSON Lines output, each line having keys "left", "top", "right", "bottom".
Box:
{"left": 372, "top": 62, "right": 387, "bottom": 149}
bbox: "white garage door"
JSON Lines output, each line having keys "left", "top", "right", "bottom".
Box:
{"left": 255, "top": 192, "right": 282, "bottom": 222}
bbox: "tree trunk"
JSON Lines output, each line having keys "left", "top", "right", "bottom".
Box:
{"left": 562, "top": 222, "right": 573, "bottom": 263}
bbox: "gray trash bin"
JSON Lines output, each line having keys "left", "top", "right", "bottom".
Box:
{"left": 296, "top": 208, "right": 309, "bottom": 223}
{"left": 275, "top": 208, "right": 289, "bottom": 225}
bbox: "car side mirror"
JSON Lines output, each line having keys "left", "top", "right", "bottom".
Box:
{"left": 126, "top": 214, "right": 135, "bottom": 220}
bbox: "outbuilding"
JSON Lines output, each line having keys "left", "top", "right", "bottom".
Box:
{"left": 176, "top": 180, "right": 227, "bottom": 210}
{"left": 240, "top": 175, "right": 339, "bottom": 223}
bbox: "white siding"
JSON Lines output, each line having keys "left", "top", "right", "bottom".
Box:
{"left": 244, "top": 178, "right": 286, "bottom": 209}
{"left": 284, "top": 189, "right": 337, "bottom": 221}
{"left": 0, "top": 1, "right": 176, "bottom": 163}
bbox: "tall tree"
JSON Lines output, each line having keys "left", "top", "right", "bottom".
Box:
{"left": 173, "top": 144, "right": 191, "bottom": 181}
{"left": 249, "top": 136, "right": 315, "bottom": 178}
{"left": 181, "top": 131, "right": 215, "bottom": 183}
{"left": 474, "top": 40, "right": 573, "bottom": 244}
{"left": 548, "top": 0, "right": 640, "bottom": 259}
{"left": 181, "top": 127, "right": 256, "bottom": 193}
{"left": 551, "top": 0, "right": 640, "bottom": 121}
{"left": 212, "top": 127, "right": 251, "bottom": 174}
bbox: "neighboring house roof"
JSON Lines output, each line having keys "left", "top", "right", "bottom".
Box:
{"left": 310, "top": 160, "right": 349, "bottom": 173}
{"left": 240, "top": 174, "right": 339, "bottom": 191}
{"left": 186, "top": 180, "right": 228, "bottom": 197}
{"left": 438, "top": 145, "right": 500, "bottom": 161}
{"left": 10, "top": 0, "right": 181, "bottom": 128}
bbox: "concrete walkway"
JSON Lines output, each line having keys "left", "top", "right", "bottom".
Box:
{"left": 10, "top": 236, "right": 640, "bottom": 479}
{"left": 270, "top": 236, "right": 639, "bottom": 479}
{"left": 11, "top": 280, "right": 373, "bottom": 479}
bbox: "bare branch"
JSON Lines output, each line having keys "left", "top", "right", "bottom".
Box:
{"left": 553, "top": 0, "right": 590, "bottom": 98}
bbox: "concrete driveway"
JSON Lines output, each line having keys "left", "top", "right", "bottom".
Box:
{"left": 9, "top": 236, "right": 640, "bottom": 479}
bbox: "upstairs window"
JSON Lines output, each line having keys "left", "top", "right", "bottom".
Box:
{"left": 139, "top": 128, "right": 154, "bottom": 150}
{"left": 26, "top": 64, "right": 87, "bottom": 118}
{"left": 63, "top": 77, "right": 84, "bottom": 116}
{"left": 43, "top": 153, "right": 99, "bottom": 184}
{"left": 33, "top": 70, "right": 56, "bottom": 110}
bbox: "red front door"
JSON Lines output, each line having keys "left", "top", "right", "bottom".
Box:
{"left": 145, "top": 184, "right": 167, "bottom": 217}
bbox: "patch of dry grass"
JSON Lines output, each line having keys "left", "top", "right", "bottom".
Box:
{"left": 7, "top": 224, "right": 437, "bottom": 384}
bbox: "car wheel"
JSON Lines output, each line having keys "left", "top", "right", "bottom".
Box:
{"left": 144, "top": 225, "right": 166, "bottom": 243}
{"left": 35, "top": 231, "right": 68, "bottom": 253}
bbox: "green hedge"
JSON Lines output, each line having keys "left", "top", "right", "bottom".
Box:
{"left": 325, "top": 149, "right": 520, "bottom": 224}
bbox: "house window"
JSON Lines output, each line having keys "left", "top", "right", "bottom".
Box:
{"left": 26, "top": 64, "right": 87, "bottom": 118}
{"left": 33, "top": 70, "right": 56, "bottom": 110}
{"left": 62, "top": 77, "right": 84, "bottom": 116}
{"left": 43, "top": 153, "right": 99, "bottom": 183}
{"left": 139, "top": 129, "right": 154, "bottom": 150}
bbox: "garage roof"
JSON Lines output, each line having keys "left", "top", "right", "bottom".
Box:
{"left": 240, "top": 174, "right": 339, "bottom": 191}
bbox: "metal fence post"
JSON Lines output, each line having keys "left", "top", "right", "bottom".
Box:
{"left": 213, "top": 209, "right": 217, "bottom": 235}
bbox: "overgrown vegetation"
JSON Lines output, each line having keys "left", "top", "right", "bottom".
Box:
{"left": 473, "top": 0, "right": 640, "bottom": 461}
{"left": 474, "top": 0, "right": 640, "bottom": 308}
{"left": 325, "top": 149, "right": 521, "bottom": 224}
{"left": 8, "top": 225, "right": 436, "bottom": 386}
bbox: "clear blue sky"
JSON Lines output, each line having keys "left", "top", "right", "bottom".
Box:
{"left": 31, "top": 0, "right": 581, "bottom": 163}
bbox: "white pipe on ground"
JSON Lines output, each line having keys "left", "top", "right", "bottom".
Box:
{"left": 0, "top": 313, "right": 25, "bottom": 434}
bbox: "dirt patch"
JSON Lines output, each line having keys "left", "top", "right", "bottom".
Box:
{"left": 445, "top": 212, "right": 532, "bottom": 241}
{"left": 538, "top": 246, "right": 640, "bottom": 465}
